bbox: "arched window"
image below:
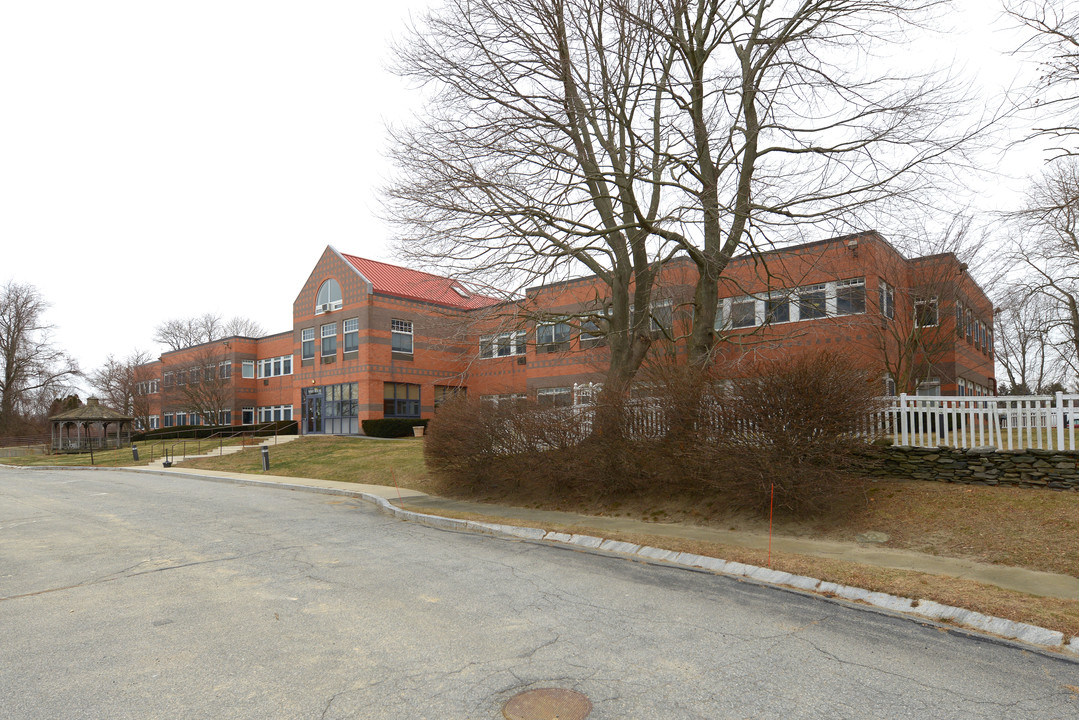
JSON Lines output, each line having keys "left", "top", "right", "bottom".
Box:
{"left": 316, "top": 279, "right": 342, "bottom": 313}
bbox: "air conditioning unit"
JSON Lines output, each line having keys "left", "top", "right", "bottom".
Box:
{"left": 317, "top": 304, "right": 329, "bottom": 313}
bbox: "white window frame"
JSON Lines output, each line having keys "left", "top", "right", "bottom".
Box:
{"left": 391, "top": 319, "right": 414, "bottom": 354}
{"left": 479, "top": 331, "right": 526, "bottom": 359}
{"left": 301, "top": 327, "right": 315, "bottom": 360}
{"left": 915, "top": 296, "right": 939, "bottom": 328}
{"left": 315, "top": 279, "right": 343, "bottom": 314}
{"left": 536, "top": 387, "right": 573, "bottom": 407}
{"left": 344, "top": 317, "right": 359, "bottom": 353}
{"left": 241, "top": 360, "right": 255, "bottom": 379}
{"left": 835, "top": 278, "right": 866, "bottom": 316}
{"left": 321, "top": 323, "right": 337, "bottom": 357}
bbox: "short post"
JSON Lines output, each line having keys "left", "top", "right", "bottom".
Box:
{"left": 1056, "top": 391, "right": 1066, "bottom": 450}
{"left": 131, "top": 444, "right": 139, "bottom": 462}
{"left": 261, "top": 445, "right": 270, "bottom": 471}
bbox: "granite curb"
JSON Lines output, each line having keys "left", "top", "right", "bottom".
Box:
{"left": 5, "top": 464, "right": 1077, "bottom": 659}
{"left": 359, "top": 493, "right": 1079, "bottom": 659}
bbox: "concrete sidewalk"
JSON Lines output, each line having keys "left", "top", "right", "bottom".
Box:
{"left": 133, "top": 464, "right": 1079, "bottom": 602}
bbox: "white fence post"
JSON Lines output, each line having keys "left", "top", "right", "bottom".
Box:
{"left": 1056, "top": 391, "right": 1066, "bottom": 451}
{"left": 898, "top": 393, "right": 909, "bottom": 446}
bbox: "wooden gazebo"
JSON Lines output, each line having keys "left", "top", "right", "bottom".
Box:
{"left": 50, "top": 397, "right": 134, "bottom": 453}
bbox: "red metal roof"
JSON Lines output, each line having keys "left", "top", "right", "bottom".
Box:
{"left": 339, "top": 253, "right": 501, "bottom": 310}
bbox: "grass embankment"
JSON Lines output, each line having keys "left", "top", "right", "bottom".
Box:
{"left": 178, "top": 436, "right": 435, "bottom": 493}
{"left": 32, "top": 435, "right": 1079, "bottom": 639}
{"left": 0, "top": 438, "right": 249, "bottom": 467}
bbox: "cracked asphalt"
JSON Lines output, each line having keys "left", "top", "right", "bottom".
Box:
{"left": 2, "top": 468, "right": 1077, "bottom": 719}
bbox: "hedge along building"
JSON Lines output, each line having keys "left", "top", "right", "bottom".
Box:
{"left": 136, "top": 232, "right": 996, "bottom": 434}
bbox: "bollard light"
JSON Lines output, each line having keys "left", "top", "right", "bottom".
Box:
{"left": 132, "top": 444, "right": 139, "bottom": 462}
{"left": 261, "top": 445, "right": 270, "bottom": 471}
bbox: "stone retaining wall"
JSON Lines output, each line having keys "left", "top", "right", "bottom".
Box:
{"left": 865, "top": 445, "right": 1079, "bottom": 490}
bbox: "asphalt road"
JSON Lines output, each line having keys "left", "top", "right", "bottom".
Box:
{"left": 1, "top": 468, "right": 1077, "bottom": 720}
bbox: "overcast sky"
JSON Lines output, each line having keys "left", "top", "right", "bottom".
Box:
{"left": 0, "top": 0, "right": 1052, "bottom": 394}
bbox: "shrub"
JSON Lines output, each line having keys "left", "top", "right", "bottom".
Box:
{"left": 362, "top": 418, "right": 429, "bottom": 438}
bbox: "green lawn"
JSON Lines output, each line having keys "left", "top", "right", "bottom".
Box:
{"left": 0, "top": 437, "right": 250, "bottom": 467}
{"left": 177, "top": 436, "right": 435, "bottom": 493}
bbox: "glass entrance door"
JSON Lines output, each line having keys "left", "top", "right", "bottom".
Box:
{"left": 303, "top": 388, "right": 324, "bottom": 434}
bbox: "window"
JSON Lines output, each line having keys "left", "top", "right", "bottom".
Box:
{"left": 537, "top": 387, "right": 573, "bottom": 407}
{"left": 536, "top": 322, "right": 571, "bottom": 350}
{"left": 434, "top": 385, "right": 466, "bottom": 407}
{"left": 480, "top": 331, "right": 526, "bottom": 358}
{"left": 163, "top": 413, "right": 174, "bottom": 428}
{"left": 258, "top": 405, "right": 294, "bottom": 422}
{"left": 883, "top": 376, "right": 897, "bottom": 396}
{"left": 315, "top": 278, "right": 342, "bottom": 313}
{"left": 176, "top": 370, "right": 185, "bottom": 386}
{"left": 318, "top": 383, "right": 359, "bottom": 434}
{"left": 175, "top": 412, "right": 187, "bottom": 426}
{"left": 321, "top": 323, "right": 337, "bottom": 356}
{"left": 218, "top": 361, "right": 231, "bottom": 379}
{"left": 242, "top": 407, "right": 255, "bottom": 425}
{"left": 481, "top": 393, "right": 527, "bottom": 407}
{"left": 242, "top": 361, "right": 255, "bottom": 379}
{"left": 835, "top": 278, "right": 865, "bottom": 315}
{"left": 204, "top": 366, "right": 215, "bottom": 382}
{"left": 579, "top": 320, "right": 606, "bottom": 349}
{"left": 714, "top": 301, "right": 726, "bottom": 331}
{"left": 731, "top": 297, "right": 757, "bottom": 328}
{"left": 955, "top": 302, "right": 964, "bottom": 338}
{"left": 988, "top": 328, "right": 993, "bottom": 355}
{"left": 966, "top": 309, "right": 973, "bottom": 341}
{"left": 384, "top": 382, "right": 420, "bottom": 418}
{"left": 649, "top": 300, "right": 673, "bottom": 334}
{"left": 188, "top": 367, "right": 200, "bottom": 385}
{"left": 149, "top": 415, "right": 160, "bottom": 430}
{"left": 163, "top": 372, "right": 173, "bottom": 388}
{"left": 258, "top": 355, "right": 292, "bottom": 378}
{"left": 344, "top": 318, "right": 359, "bottom": 353}
{"left": 798, "top": 285, "right": 826, "bottom": 320}
{"left": 915, "top": 297, "right": 939, "bottom": 327}
{"left": 391, "top": 319, "right": 413, "bottom": 354}
{"left": 302, "top": 328, "right": 315, "bottom": 360}
{"left": 218, "top": 410, "right": 232, "bottom": 425}
{"left": 765, "top": 296, "right": 789, "bottom": 324}
{"left": 880, "top": 281, "right": 895, "bottom": 320}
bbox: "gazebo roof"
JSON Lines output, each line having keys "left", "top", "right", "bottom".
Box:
{"left": 50, "top": 397, "right": 133, "bottom": 423}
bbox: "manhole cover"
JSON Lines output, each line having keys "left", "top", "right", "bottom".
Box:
{"left": 502, "top": 688, "right": 592, "bottom": 720}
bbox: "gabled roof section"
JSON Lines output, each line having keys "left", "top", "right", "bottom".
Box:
{"left": 338, "top": 252, "right": 501, "bottom": 310}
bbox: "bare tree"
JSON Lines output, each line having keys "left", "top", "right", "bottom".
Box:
{"left": 388, "top": 0, "right": 991, "bottom": 390}
{"left": 1005, "top": 0, "right": 1079, "bottom": 160}
{"left": 387, "top": 0, "right": 681, "bottom": 394}
{"left": 0, "top": 281, "right": 80, "bottom": 433}
{"left": 994, "top": 287, "right": 1067, "bottom": 392}
{"left": 88, "top": 349, "right": 154, "bottom": 424}
{"left": 161, "top": 344, "right": 234, "bottom": 427}
{"left": 153, "top": 313, "right": 265, "bottom": 352}
{"left": 1006, "top": 157, "right": 1079, "bottom": 382}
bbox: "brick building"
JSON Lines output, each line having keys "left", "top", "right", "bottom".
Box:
{"left": 136, "top": 231, "right": 996, "bottom": 434}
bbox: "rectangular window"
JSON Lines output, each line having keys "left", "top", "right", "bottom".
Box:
{"left": 955, "top": 302, "right": 964, "bottom": 338}
{"left": 242, "top": 407, "right": 255, "bottom": 425}
{"left": 765, "top": 296, "right": 790, "bottom": 324}
{"left": 579, "top": 320, "right": 606, "bottom": 349}
{"left": 714, "top": 301, "right": 725, "bottom": 331}
{"left": 204, "top": 366, "right": 215, "bottom": 382}
{"left": 835, "top": 278, "right": 866, "bottom": 315}
{"left": 798, "top": 285, "right": 827, "bottom": 320}
{"left": 966, "top": 309, "right": 973, "bottom": 341}
{"left": 650, "top": 300, "right": 673, "bottom": 334}
{"left": 241, "top": 360, "right": 255, "bottom": 378}
{"left": 536, "top": 387, "right": 573, "bottom": 407}
{"left": 479, "top": 331, "right": 526, "bottom": 358}
{"left": 256, "top": 356, "right": 292, "bottom": 378}
{"left": 391, "top": 319, "right": 413, "bottom": 354}
{"left": 163, "top": 413, "right": 174, "bottom": 428}
{"left": 915, "top": 297, "right": 939, "bottom": 327}
{"left": 731, "top": 297, "right": 757, "bottom": 328}
{"left": 384, "top": 382, "right": 420, "bottom": 418}
{"left": 537, "top": 322, "right": 571, "bottom": 348}
{"left": 434, "top": 385, "right": 466, "bottom": 407}
{"left": 344, "top": 318, "right": 359, "bottom": 353}
{"left": 218, "top": 410, "right": 232, "bottom": 425}
{"left": 163, "top": 372, "right": 173, "bottom": 388}
{"left": 321, "top": 323, "right": 337, "bottom": 356}
{"left": 218, "top": 361, "right": 231, "bottom": 379}
{"left": 302, "top": 327, "right": 315, "bottom": 360}
{"left": 149, "top": 415, "right": 160, "bottom": 430}
{"left": 880, "top": 281, "right": 895, "bottom": 320}
{"left": 175, "top": 412, "right": 187, "bottom": 426}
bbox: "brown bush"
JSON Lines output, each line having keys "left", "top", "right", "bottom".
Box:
{"left": 424, "top": 351, "right": 882, "bottom": 518}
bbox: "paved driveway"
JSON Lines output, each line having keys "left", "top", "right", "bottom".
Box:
{"left": 1, "top": 468, "right": 1077, "bottom": 719}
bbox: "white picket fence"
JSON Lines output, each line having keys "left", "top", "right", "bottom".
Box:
{"left": 872, "top": 393, "right": 1079, "bottom": 451}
